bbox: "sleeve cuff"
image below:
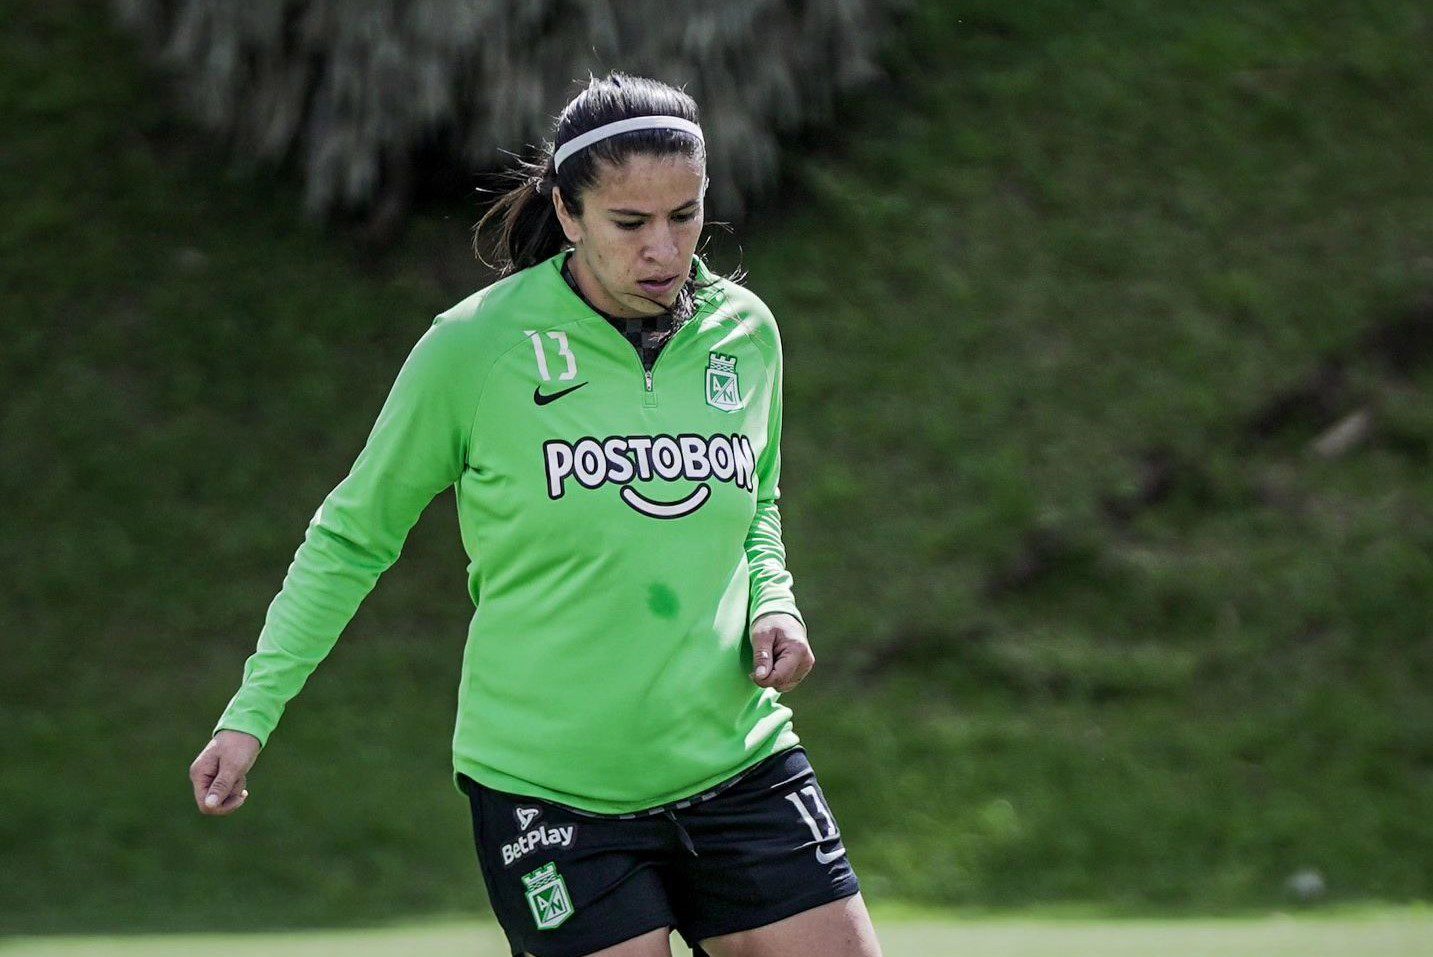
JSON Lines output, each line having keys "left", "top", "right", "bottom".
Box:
{"left": 751, "top": 604, "right": 804, "bottom": 629}
{"left": 211, "top": 713, "right": 272, "bottom": 750}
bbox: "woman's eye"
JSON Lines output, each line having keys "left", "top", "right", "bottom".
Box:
{"left": 615, "top": 221, "right": 643, "bottom": 231}
{"left": 673, "top": 212, "right": 697, "bottom": 222}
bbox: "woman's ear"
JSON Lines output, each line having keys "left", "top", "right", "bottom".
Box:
{"left": 553, "top": 187, "right": 582, "bottom": 245}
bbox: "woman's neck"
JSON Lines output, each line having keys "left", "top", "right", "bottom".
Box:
{"left": 564, "top": 250, "right": 654, "bottom": 320}
{"left": 562, "top": 250, "right": 699, "bottom": 327}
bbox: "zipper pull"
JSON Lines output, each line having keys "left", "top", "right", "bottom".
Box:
{"left": 644, "top": 369, "right": 653, "bottom": 392}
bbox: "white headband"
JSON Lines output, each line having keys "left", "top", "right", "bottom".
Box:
{"left": 553, "top": 115, "right": 704, "bottom": 172}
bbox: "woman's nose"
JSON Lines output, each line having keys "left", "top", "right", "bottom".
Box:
{"left": 644, "top": 223, "right": 678, "bottom": 262}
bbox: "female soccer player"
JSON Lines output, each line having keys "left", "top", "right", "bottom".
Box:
{"left": 189, "top": 71, "right": 883, "bottom": 957}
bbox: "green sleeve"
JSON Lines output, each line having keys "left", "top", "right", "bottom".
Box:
{"left": 744, "top": 324, "right": 806, "bottom": 631}
{"left": 212, "top": 317, "right": 482, "bottom": 747}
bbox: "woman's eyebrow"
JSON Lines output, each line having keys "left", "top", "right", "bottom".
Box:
{"left": 607, "top": 198, "right": 700, "bottom": 216}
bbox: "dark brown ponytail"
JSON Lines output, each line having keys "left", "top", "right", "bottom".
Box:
{"left": 472, "top": 150, "right": 564, "bottom": 275}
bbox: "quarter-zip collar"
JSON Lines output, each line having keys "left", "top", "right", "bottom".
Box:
{"left": 535, "top": 249, "right": 723, "bottom": 404}
{"left": 561, "top": 253, "right": 675, "bottom": 373}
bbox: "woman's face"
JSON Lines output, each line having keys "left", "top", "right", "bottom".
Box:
{"left": 554, "top": 152, "right": 707, "bottom": 318}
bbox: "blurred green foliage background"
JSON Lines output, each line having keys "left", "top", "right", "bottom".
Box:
{"left": 2, "top": 0, "right": 1430, "bottom": 936}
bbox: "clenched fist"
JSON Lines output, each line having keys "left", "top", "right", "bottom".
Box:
{"left": 749, "top": 612, "right": 814, "bottom": 693}
{"left": 189, "top": 729, "right": 261, "bottom": 816}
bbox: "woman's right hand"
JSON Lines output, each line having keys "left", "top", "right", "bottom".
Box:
{"left": 190, "top": 729, "right": 262, "bottom": 816}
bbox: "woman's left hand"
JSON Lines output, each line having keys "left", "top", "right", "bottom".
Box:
{"left": 749, "top": 612, "right": 814, "bottom": 693}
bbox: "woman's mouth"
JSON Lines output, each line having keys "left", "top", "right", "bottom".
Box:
{"left": 637, "top": 275, "right": 679, "bottom": 296}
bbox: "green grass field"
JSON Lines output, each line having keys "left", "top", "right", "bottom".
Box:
{"left": 2, "top": 0, "right": 1430, "bottom": 935}
{"left": 3, "top": 906, "right": 1430, "bottom": 956}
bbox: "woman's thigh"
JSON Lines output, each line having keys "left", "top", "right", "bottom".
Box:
{"left": 699, "top": 892, "right": 882, "bottom": 957}
{"left": 661, "top": 747, "right": 870, "bottom": 954}
{"left": 526, "top": 925, "right": 673, "bottom": 957}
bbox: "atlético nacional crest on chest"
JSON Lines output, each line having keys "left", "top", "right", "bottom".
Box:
{"left": 705, "top": 352, "right": 742, "bottom": 412}
{"left": 522, "top": 861, "right": 575, "bottom": 930}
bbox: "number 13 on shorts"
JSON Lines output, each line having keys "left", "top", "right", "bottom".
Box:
{"left": 785, "top": 785, "right": 848, "bottom": 864}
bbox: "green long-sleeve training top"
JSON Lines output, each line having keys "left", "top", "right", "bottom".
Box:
{"left": 213, "top": 249, "right": 805, "bottom": 814}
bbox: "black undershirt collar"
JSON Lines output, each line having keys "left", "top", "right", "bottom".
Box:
{"left": 560, "top": 252, "right": 692, "bottom": 373}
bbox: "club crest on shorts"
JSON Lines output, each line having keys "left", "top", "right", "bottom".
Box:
{"left": 515, "top": 805, "right": 541, "bottom": 830}
{"left": 522, "top": 861, "right": 575, "bottom": 930}
{"left": 705, "top": 352, "right": 742, "bottom": 411}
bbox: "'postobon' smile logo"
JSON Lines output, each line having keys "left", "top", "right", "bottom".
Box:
{"left": 544, "top": 432, "right": 756, "bottom": 519}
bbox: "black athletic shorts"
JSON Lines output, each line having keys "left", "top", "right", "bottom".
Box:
{"left": 459, "top": 745, "right": 861, "bottom": 957}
